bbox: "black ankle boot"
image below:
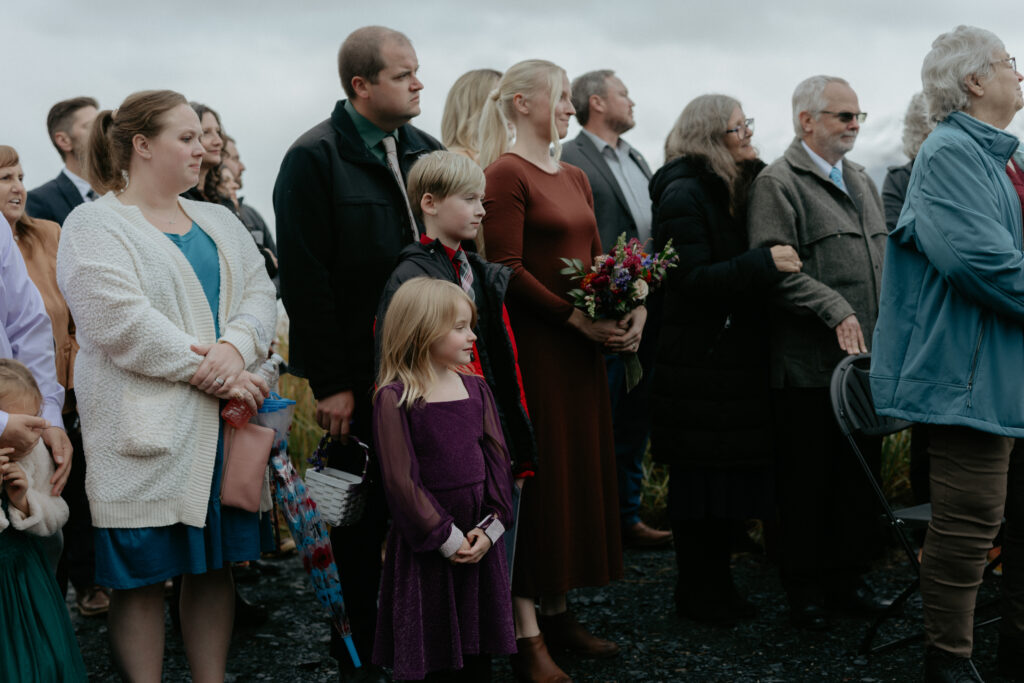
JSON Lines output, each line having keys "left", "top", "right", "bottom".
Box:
{"left": 924, "top": 646, "right": 984, "bottom": 683}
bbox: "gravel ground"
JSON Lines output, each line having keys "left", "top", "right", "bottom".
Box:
{"left": 71, "top": 545, "right": 1014, "bottom": 682}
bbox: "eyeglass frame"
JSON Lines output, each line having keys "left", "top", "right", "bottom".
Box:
{"left": 992, "top": 56, "right": 1018, "bottom": 73}
{"left": 725, "top": 118, "right": 755, "bottom": 138}
{"left": 818, "top": 111, "right": 868, "bottom": 124}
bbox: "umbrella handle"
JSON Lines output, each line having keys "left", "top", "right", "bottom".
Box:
{"left": 344, "top": 635, "right": 362, "bottom": 668}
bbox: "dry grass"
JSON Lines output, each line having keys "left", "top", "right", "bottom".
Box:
{"left": 275, "top": 337, "right": 321, "bottom": 475}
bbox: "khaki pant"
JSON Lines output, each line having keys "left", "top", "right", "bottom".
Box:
{"left": 922, "top": 425, "right": 1024, "bottom": 656}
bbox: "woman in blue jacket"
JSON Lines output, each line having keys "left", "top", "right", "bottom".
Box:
{"left": 870, "top": 26, "right": 1024, "bottom": 681}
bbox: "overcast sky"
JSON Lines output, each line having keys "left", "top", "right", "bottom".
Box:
{"left": 8, "top": 1, "right": 1024, "bottom": 232}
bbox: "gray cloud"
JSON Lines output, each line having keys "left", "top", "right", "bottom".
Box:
{"left": 8, "top": 1, "right": 1024, "bottom": 230}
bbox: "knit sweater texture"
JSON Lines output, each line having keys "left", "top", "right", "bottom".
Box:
{"left": 57, "top": 193, "right": 277, "bottom": 529}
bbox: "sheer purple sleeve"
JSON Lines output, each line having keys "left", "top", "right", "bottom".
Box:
{"left": 373, "top": 386, "right": 463, "bottom": 556}
{"left": 477, "top": 377, "right": 514, "bottom": 541}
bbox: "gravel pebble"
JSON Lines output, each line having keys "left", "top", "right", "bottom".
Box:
{"left": 69, "top": 547, "right": 1013, "bottom": 681}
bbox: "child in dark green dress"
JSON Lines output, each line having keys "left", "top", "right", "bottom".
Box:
{"left": 0, "top": 358, "right": 87, "bottom": 682}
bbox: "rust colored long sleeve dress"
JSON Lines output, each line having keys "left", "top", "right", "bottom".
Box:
{"left": 483, "top": 153, "right": 623, "bottom": 597}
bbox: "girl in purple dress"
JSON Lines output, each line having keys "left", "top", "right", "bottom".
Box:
{"left": 372, "top": 277, "right": 516, "bottom": 681}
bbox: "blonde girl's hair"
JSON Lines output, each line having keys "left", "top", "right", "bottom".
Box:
{"left": 85, "top": 89, "right": 189, "bottom": 195}
{"left": 477, "top": 59, "right": 566, "bottom": 169}
{"left": 0, "top": 358, "right": 43, "bottom": 414}
{"left": 441, "top": 68, "right": 502, "bottom": 160}
{"left": 376, "top": 278, "right": 478, "bottom": 408}
{"left": 406, "top": 151, "right": 486, "bottom": 220}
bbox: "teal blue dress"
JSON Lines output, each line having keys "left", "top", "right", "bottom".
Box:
{"left": 94, "top": 223, "right": 262, "bottom": 589}
{"left": 0, "top": 499, "right": 88, "bottom": 681}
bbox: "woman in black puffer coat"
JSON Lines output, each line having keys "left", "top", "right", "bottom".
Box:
{"left": 649, "top": 94, "right": 802, "bottom": 625}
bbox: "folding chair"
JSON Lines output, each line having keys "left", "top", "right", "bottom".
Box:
{"left": 830, "top": 353, "right": 1003, "bottom": 654}
{"left": 830, "top": 353, "right": 920, "bottom": 653}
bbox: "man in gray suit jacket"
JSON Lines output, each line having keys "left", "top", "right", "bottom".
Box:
{"left": 562, "top": 70, "right": 670, "bottom": 548}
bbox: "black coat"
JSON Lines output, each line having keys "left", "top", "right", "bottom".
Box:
{"left": 26, "top": 172, "right": 84, "bottom": 225}
{"left": 273, "top": 100, "right": 443, "bottom": 400}
{"left": 881, "top": 160, "right": 913, "bottom": 233}
{"left": 648, "top": 156, "right": 783, "bottom": 468}
{"left": 374, "top": 241, "right": 537, "bottom": 473}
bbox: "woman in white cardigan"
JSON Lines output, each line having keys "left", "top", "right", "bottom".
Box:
{"left": 57, "top": 90, "right": 277, "bottom": 682}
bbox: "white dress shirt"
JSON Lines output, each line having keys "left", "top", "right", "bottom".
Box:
{"left": 801, "top": 140, "right": 846, "bottom": 195}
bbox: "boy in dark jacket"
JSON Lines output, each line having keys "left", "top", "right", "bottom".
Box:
{"left": 375, "top": 151, "right": 537, "bottom": 481}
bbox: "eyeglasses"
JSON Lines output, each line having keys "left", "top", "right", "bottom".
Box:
{"left": 993, "top": 56, "right": 1018, "bottom": 72}
{"left": 819, "top": 111, "right": 868, "bottom": 124}
{"left": 725, "top": 118, "right": 755, "bottom": 138}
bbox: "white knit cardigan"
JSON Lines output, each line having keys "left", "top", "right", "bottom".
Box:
{"left": 0, "top": 440, "right": 69, "bottom": 536}
{"left": 57, "top": 193, "right": 277, "bottom": 528}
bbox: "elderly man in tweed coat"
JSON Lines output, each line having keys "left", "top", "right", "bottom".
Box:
{"left": 747, "top": 74, "right": 889, "bottom": 631}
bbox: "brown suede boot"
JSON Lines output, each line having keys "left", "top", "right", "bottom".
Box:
{"left": 509, "top": 634, "right": 572, "bottom": 682}
{"left": 536, "top": 611, "right": 620, "bottom": 659}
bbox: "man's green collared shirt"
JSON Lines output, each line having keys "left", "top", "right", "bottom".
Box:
{"left": 344, "top": 100, "right": 399, "bottom": 164}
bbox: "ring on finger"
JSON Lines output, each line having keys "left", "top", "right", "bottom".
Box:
{"left": 214, "top": 377, "right": 225, "bottom": 386}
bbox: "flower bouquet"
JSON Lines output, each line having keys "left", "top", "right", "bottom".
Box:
{"left": 560, "top": 233, "right": 678, "bottom": 390}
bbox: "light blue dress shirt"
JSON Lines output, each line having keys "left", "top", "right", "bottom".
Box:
{"left": 801, "top": 140, "right": 847, "bottom": 195}
{"left": 0, "top": 213, "right": 64, "bottom": 433}
{"left": 581, "top": 129, "right": 653, "bottom": 243}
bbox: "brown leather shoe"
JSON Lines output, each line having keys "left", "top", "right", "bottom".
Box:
{"left": 76, "top": 586, "right": 110, "bottom": 616}
{"left": 509, "top": 634, "right": 572, "bottom": 682}
{"left": 623, "top": 521, "right": 673, "bottom": 548}
{"left": 536, "top": 611, "right": 620, "bottom": 659}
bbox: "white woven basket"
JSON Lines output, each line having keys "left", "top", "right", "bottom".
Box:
{"left": 305, "top": 467, "right": 367, "bottom": 527}
{"left": 304, "top": 434, "right": 370, "bottom": 527}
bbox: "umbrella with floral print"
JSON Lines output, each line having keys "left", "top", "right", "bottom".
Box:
{"left": 255, "top": 396, "right": 361, "bottom": 669}
{"left": 269, "top": 450, "right": 361, "bottom": 668}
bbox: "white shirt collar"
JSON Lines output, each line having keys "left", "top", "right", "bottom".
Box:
{"left": 62, "top": 167, "right": 94, "bottom": 202}
{"left": 801, "top": 140, "right": 843, "bottom": 179}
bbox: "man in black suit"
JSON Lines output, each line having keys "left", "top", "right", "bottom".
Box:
{"left": 26, "top": 97, "right": 99, "bottom": 225}
{"left": 561, "top": 70, "right": 671, "bottom": 548}
{"left": 274, "top": 25, "right": 442, "bottom": 682}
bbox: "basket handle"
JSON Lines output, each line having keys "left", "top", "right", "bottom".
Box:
{"left": 310, "top": 433, "right": 371, "bottom": 477}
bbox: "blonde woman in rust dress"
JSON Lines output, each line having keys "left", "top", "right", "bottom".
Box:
{"left": 479, "top": 59, "right": 646, "bottom": 681}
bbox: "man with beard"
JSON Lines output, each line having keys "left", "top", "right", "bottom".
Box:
{"left": 27, "top": 97, "right": 99, "bottom": 224}
{"left": 748, "top": 75, "right": 889, "bottom": 630}
{"left": 560, "top": 71, "right": 671, "bottom": 549}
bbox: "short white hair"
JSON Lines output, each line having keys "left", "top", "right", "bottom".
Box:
{"left": 922, "top": 25, "right": 1004, "bottom": 122}
{"left": 791, "top": 75, "right": 850, "bottom": 135}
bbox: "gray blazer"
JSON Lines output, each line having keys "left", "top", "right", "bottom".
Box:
{"left": 747, "top": 137, "right": 887, "bottom": 389}
{"left": 561, "top": 131, "right": 652, "bottom": 251}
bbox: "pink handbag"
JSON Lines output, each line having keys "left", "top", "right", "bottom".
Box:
{"left": 221, "top": 423, "right": 276, "bottom": 512}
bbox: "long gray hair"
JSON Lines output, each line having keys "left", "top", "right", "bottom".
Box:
{"left": 664, "top": 94, "right": 746, "bottom": 191}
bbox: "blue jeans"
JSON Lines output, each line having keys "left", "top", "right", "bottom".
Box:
{"left": 605, "top": 352, "right": 653, "bottom": 527}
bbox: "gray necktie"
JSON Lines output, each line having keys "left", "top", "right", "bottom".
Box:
{"left": 381, "top": 135, "right": 419, "bottom": 241}
{"left": 454, "top": 249, "right": 475, "bottom": 302}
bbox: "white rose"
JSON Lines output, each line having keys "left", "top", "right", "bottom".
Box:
{"left": 632, "top": 279, "right": 649, "bottom": 301}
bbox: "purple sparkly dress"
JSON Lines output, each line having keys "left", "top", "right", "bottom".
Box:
{"left": 372, "top": 374, "right": 516, "bottom": 680}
